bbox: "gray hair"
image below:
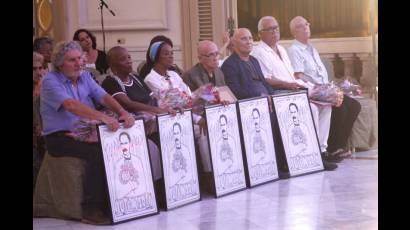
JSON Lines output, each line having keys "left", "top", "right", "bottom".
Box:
{"left": 51, "top": 41, "right": 83, "bottom": 71}
{"left": 257, "top": 16, "right": 276, "bottom": 31}
{"left": 33, "top": 37, "right": 53, "bottom": 52}
{"left": 289, "top": 16, "right": 305, "bottom": 36}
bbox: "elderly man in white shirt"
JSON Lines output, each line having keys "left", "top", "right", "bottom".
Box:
{"left": 251, "top": 16, "right": 340, "bottom": 168}
{"left": 287, "top": 16, "right": 361, "bottom": 158}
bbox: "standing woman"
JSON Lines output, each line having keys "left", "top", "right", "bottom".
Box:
{"left": 73, "top": 29, "right": 109, "bottom": 76}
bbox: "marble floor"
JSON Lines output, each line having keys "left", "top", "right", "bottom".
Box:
{"left": 33, "top": 149, "right": 378, "bottom": 230}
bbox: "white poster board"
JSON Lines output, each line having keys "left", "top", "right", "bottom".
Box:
{"left": 157, "top": 110, "right": 200, "bottom": 210}
{"left": 271, "top": 92, "right": 324, "bottom": 176}
{"left": 97, "top": 120, "right": 158, "bottom": 224}
{"left": 238, "top": 97, "right": 279, "bottom": 186}
{"left": 205, "top": 103, "right": 246, "bottom": 197}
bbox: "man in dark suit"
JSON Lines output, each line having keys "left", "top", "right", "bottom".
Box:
{"left": 221, "top": 28, "right": 275, "bottom": 100}
{"left": 183, "top": 40, "right": 226, "bottom": 91}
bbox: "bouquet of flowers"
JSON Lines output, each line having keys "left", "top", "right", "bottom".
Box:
{"left": 309, "top": 82, "right": 344, "bottom": 107}
{"left": 66, "top": 109, "right": 118, "bottom": 143}
{"left": 156, "top": 88, "right": 193, "bottom": 110}
{"left": 68, "top": 109, "right": 158, "bottom": 143}
{"left": 335, "top": 79, "right": 362, "bottom": 96}
{"left": 191, "top": 84, "right": 221, "bottom": 115}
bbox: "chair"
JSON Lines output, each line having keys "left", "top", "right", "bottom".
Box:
{"left": 33, "top": 153, "right": 86, "bottom": 220}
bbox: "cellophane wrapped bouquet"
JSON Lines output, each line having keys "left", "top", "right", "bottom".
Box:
{"left": 191, "top": 84, "right": 221, "bottom": 115}
{"left": 335, "top": 78, "right": 362, "bottom": 96}
{"left": 67, "top": 110, "right": 157, "bottom": 143}
{"left": 308, "top": 82, "right": 344, "bottom": 107}
{"left": 67, "top": 109, "right": 118, "bottom": 143}
{"left": 156, "top": 88, "right": 193, "bottom": 110}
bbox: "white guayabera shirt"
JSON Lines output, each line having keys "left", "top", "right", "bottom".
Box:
{"left": 287, "top": 40, "right": 329, "bottom": 85}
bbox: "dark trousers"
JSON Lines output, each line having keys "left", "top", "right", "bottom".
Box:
{"left": 44, "top": 133, "right": 109, "bottom": 216}
{"left": 327, "top": 95, "right": 361, "bottom": 153}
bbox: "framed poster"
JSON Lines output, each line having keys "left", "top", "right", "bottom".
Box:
{"left": 157, "top": 110, "right": 200, "bottom": 210}
{"left": 215, "top": 86, "right": 237, "bottom": 102}
{"left": 97, "top": 119, "right": 158, "bottom": 224}
{"left": 237, "top": 96, "right": 279, "bottom": 187}
{"left": 204, "top": 103, "right": 246, "bottom": 197}
{"left": 271, "top": 91, "right": 324, "bottom": 177}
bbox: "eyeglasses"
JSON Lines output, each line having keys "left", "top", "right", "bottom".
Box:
{"left": 201, "top": 51, "right": 220, "bottom": 58}
{"left": 260, "top": 26, "right": 280, "bottom": 33}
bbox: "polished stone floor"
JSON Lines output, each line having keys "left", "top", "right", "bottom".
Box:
{"left": 33, "top": 149, "right": 378, "bottom": 230}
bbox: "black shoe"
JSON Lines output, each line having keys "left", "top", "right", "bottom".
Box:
{"left": 322, "top": 159, "right": 338, "bottom": 171}
{"left": 278, "top": 170, "right": 291, "bottom": 179}
{"left": 321, "top": 151, "right": 343, "bottom": 163}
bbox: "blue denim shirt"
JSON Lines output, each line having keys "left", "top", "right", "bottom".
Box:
{"left": 40, "top": 71, "right": 107, "bottom": 135}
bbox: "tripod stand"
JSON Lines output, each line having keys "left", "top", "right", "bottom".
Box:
{"left": 98, "top": 0, "right": 116, "bottom": 53}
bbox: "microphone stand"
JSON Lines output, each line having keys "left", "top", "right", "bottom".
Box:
{"left": 98, "top": 0, "right": 116, "bottom": 53}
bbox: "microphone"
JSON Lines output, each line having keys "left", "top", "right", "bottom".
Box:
{"left": 100, "top": 0, "right": 116, "bottom": 16}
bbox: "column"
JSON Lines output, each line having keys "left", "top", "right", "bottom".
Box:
{"left": 338, "top": 53, "right": 356, "bottom": 79}
{"left": 320, "top": 53, "right": 337, "bottom": 81}
{"left": 356, "top": 52, "right": 377, "bottom": 97}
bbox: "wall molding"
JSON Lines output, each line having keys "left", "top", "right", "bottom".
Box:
{"left": 77, "top": 0, "right": 168, "bottom": 31}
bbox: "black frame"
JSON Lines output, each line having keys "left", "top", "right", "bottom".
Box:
{"left": 270, "top": 91, "right": 324, "bottom": 178}
{"left": 237, "top": 96, "right": 280, "bottom": 187}
{"left": 156, "top": 109, "right": 201, "bottom": 210}
{"left": 204, "top": 103, "right": 247, "bottom": 198}
{"left": 96, "top": 119, "right": 159, "bottom": 225}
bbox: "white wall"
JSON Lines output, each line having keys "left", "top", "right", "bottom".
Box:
{"left": 278, "top": 36, "right": 378, "bottom": 55}
{"left": 66, "top": 0, "right": 184, "bottom": 71}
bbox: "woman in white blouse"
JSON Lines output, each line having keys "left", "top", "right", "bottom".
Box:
{"left": 144, "top": 38, "right": 214, "bottom": 175}
{"left": 144, "top": 41, "right": 191, "bottom": 95}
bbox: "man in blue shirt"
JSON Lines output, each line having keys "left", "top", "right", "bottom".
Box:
{"left": 38, "top": 41, "right": 134, "bottom": 225}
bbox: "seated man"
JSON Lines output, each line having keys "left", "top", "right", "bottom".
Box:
{"left": 287, "top": 16, "right": 361, "bottom": 157}
{"left": 222, "top": 28, "right": 337, "bottom": 174}
{"left": 34, "top": 41, "right": 135, "bottom": 225}
{"left": 33, "top": 52, "right": 46, "bottom": 193}
{"left": 183, "top": 40, "right": 226, "bottom": 91}
{"left": 221, "top": 28, "right": 276, "bottom": 100}
{"left": 250, "top": 16, "right": 340, "bottom": 168}
{"left": 33, "top": 36, "right": 53, "bottom": 71}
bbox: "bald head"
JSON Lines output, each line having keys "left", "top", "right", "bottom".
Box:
{"left": 232, "top": 28, "right": 252, "bottom": 42}
{"left": 107, "top": 46, "right": 133, "bottom": 76}
{"left": 198, "top": 40, "right": 217, "bottom": 55}
{"left": 197, "top": 40, "right": 219, "bottom": 71}
{"left": 289, "top": 16, "right": 310, "bottom": 43}
{"left": 231, "top": 28, "right": 254, "bottom": 57}
{"left": 107, "top": 46, "right": 126, "bottom": 66}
